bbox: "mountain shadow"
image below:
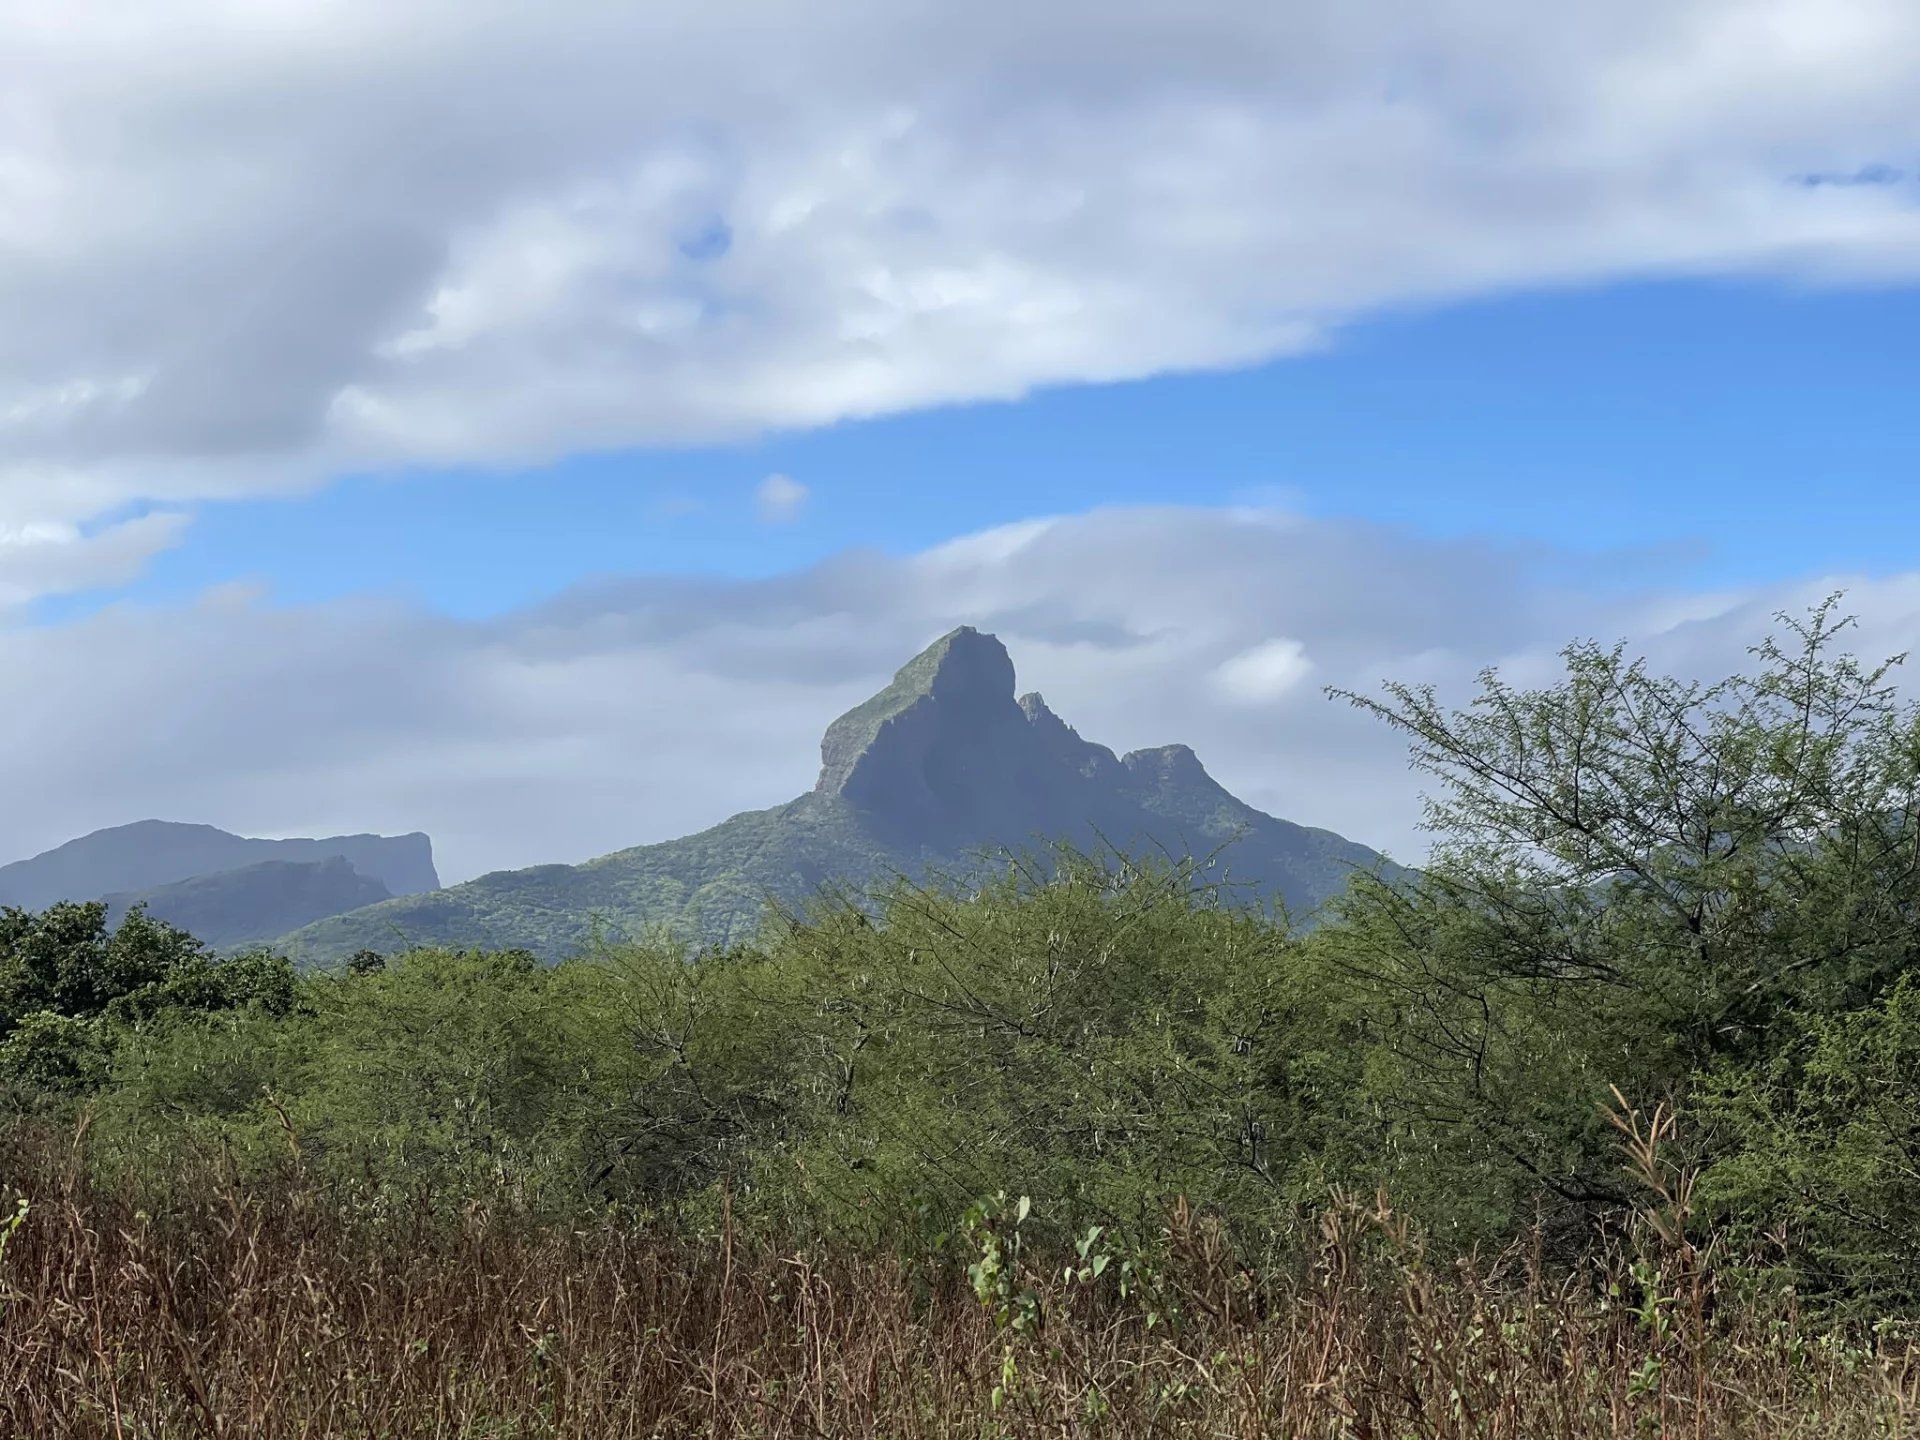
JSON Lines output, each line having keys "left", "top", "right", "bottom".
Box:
{"left": 104, "top": 857, "right": 396, "bottom": 950}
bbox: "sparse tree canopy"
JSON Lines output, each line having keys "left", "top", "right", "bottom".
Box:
{"left": 1323, "top": 598, "right": 1920, "bottom": 1257}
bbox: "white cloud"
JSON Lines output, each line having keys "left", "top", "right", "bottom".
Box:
{"left": 756, "top": 473, "right": 809, "bottom": 524}
{"left": 1, "top": 0, "right": 1919, "bottom": 574}
{"left": 3, "top": 502, "right": 1913, "bottom": 885}
{"left": 0, "top": 511, "right": 189, "bottom": 609}
{"left": 1215, "top": 638, "right": 1314, "bottom": 704}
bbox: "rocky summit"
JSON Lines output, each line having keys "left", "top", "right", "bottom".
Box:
{"left": 280, "top": 628, "right": 1402, "bottom": 963}
{"left": 818, "top": 627, "right": 1143, "bottom": 841}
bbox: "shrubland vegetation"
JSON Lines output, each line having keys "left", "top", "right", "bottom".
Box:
{"left": 4, "top": 600, "right": 1920, "bottom": 1434}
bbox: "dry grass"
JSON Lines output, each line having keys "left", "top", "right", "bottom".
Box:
{"left": 0, "top": 1129, "right": 1915, "bottom": 1438}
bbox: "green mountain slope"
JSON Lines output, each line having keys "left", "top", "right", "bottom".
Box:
{"left": 104, "top": 857, "right": 394, "bottom": 949}
{"left": 281, "top": 795, "right": 929, "bottom": 960}
{"left": 281, "top": 628, "right": 1401, "bottom": 964}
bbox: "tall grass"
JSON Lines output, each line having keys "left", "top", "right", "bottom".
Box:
{"left": 0, "top": 1124, "right": 1913, "bottom": 1439}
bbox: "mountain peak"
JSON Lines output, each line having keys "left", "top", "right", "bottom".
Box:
{"left": 286, "top": 628, "right": 1403, "bottom": 962}
{"left": 1020, "top": 692, "right": 1123, "bottom": 782}
{"left": 1016, "top": 690, "right": 1057, "bottom": 724}
{"left": 816, "top": 627, "right": 1017, "bottom": 801}
{"left": 1122, "top": 744, "right": 1216, "bottom": 788}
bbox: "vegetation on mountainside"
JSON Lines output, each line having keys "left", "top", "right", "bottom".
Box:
{"left": 282, "top": 780, "right": 1387, "bottom": 966}
{"left": 276, "top": 792, "right": 921, "bottom": 963}
{"left": 104, "top": 857, "right": 394, "bottom": 949}
{"left": 5, "top": 601, "right": 1920, "bottom": 1431}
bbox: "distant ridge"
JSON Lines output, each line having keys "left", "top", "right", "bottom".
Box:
{"left": 283, "top": 628, "right": 1401, "bottom": 963}
{"left": 0, "top": 820, "right": 439, "bottom": 912}
{"left": 104, "top": 858, "right": 395, "bottom": 950}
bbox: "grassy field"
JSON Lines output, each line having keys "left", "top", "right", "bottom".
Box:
{"left": 2, "top": 1129, "right": 1915, "bottom": 1439}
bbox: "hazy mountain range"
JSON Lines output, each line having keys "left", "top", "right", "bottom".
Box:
{"left": 0, "top": 822, "right": 439, "bottom": 949}
{"left": 3, "top": 629, "right": 1400, "bottom": 960}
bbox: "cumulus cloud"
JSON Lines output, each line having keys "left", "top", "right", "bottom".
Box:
{"left": 2, "top": 503, "right": 1911, "bottom": 884}
{"left": 1, "top": 0, "right": 1919, "bottom": 572}
{"left": 756, "top": 473, "right": 809, "bottom": 524}
{"left": 1215, "top": 638, "right": 1314, "bottom": 704}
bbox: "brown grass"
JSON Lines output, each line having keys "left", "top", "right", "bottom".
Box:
{"left": 0, "top": 1128, "right": 1915, "bottom": 1438}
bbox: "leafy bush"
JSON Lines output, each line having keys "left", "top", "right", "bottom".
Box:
{"left": 1320, "top": 598, "right": 1920, "bottom": 1253}
{"left": 0, "top": 901, "right": 295, "bottom": 1099}
{"left": 27, "top": 600, "right": 1920, "bottom": 1311}
{"left": 1697, "top": 971, "right": 1920, "bottom": 1306}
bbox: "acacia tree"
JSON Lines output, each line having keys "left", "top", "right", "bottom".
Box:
{"left": 1320, "top": 599, "right": 1920, "bottom": 1242}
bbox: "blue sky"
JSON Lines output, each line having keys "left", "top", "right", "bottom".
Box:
{"left": 6, "top": 0, "right": 1920, "bottom": 875}
{"left": 72, "top": 274, "right": 1920, "bottom": 625}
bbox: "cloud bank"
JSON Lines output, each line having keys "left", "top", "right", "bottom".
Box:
{"left": 3, "top": 0, "right": 1920, "bottom": 598}
{"left": 4, "top": 504, "right": 1914, "bottom": 884}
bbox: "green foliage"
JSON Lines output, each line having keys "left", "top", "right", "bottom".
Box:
{"left": 0, "top": 1191, "right": 25, "bottom": 1310}
{"left": 732, "top": 853, "right": 1360, "bottom": 1246}
{"left": 286, "top": 948, "right": 612, "bottom": 1205}
{"left": 961, "top": 1192, "right": 1042, "bottom": 1335}
{"left": 1696, "top": 971, "right": 1920, "bottom": 1305}
{"left": 0, "top": 1013, "right": 111, "bottom": 1092}
{"left": 23, "top": 599, "right": 1920, "bottom": 1313}
{"left": 1, "top": 901, "right": 201, "bottom": 1025}
{"left": 97, "top": 937, "right": 800, "bottom": 1219}
{"left": 1322, "top": 597, "right": 1920, "bottom": 1249}
{"left": 0, "top": 901, "right": 296, "bottom": 1100}
{"left": 93, "top": 854, "right": 1363, "bottom": 1247}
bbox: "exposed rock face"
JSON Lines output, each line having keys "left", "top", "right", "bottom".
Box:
{"left": 802, "top": 629, "right": 1374, "bottom": 890}
{"left": 816, "top": 627, "right": 1023, "bottom": 813}
{"left": 1121, "top": 744, "right": 1221, "bottom": 793}
{"left": 817, "top": 627, "right": 1136, "bottom": 841}
{"left": 1019, "top": 693, "right": 1124, "bottom": 783}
